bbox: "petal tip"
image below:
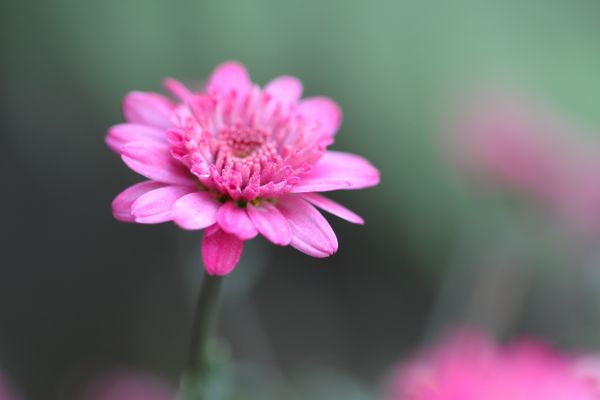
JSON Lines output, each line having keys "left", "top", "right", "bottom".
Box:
{"left": 207, "top": 61, "right": 251, "bottom": 95}
{"left": 163, "top": 77, "right": 192, "bottom": 101}
{"left": 202, "top": 227, "right": 244, "bottom": 276}
{"left": 105, "top": 132, "right": 121, "bottom": 153}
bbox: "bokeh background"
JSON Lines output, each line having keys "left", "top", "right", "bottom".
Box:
{"left": 3, "top": 0, "right": 600, "bottom": 399}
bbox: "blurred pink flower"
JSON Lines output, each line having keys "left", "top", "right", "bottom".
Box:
{"left": 451, "top": 90, "right": 600, "bottom": 237}
{"left": 82, "top": 371, "right": 174, "bottom": 400}
{"left": 0, "top": 373, "right": 19, "bottom": 400}
{"left": 385, "top": 330, "right": 599, "bottom": 400}
{"left": 550, "top": 152, "right": 600, "bottom": 237}
{"left": 451, "top": 91, "right": 571, "bottom": 200}
{"left": 107, "top": 61, "right": 379, "bottom": 275}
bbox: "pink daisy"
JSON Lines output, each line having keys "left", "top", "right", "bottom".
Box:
{"left": 385, "top": 330, "right": 600, "bottom": 400}
{"left": 107, "top": 61, "right": 380, "bottom": 275}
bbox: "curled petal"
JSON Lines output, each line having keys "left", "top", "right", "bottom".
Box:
{"left": 106, "top": 123, "right": 165, "bottom": 153}
{"left": 112, "top": 181, "right": 165, "bottom": 222}
{"left": 301, "top": 193, "right": 364, "bottom": 224}
{"left": 298, "top": 97, "right": 342, "bottom": 137}
{"left": 202, "top": 227, "right": 244, "bottom": 276}
{"left": 291, "top": 150, "right": 380, "bottom": 193}
{"left": 131, "top": 185, "right": 195, "bottom": 224}
{"left": 121, "top": 141, "right": 193, "bottom": 185}
{"left": 216, "top": 201, "right": 258, "bottom": 240}
{"left": 277, "top": 196, "right": 338, "bottom": 257}
{"left": 163, "top": 77, "right": 194, "bottom": 102}
{"left": 247, "top": 202, "right": 292, "bottom": 245}
{"left": 172, "top": 192, "right": 219, "bottom": 230}
{"left": 206, "top": 61, "right": 252, "bottom": 96}
{"left": 264, "top": 76, "right": 303, "bottom": 108}
{"left": 122, "top": 91, "right": 174, "bottom": 129}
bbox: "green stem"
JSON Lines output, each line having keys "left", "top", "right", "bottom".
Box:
{"left": 187, "top": 273, "right": 223, "bottom": 391}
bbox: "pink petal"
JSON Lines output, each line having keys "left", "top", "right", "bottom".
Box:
{"left": 291, "top": 150, "right": 380, "bottom": 193}
{"left": 106, "top": 123, "right": 165, "bottom": 153}
{"left": 121, "top": 141, "right": 193, "bottom": 185}
{"left": 202, "top": 227, "right": 244, "bottom": 276}
{"left": 131, "top": 185, "right": 195, "bottom": 224}
{"left": 206, "top": 61, "right": 252, "bottom": 96}
{"left": 163, "top": 77, "right": 194, "bottom": 102}
{"left": 112, "top": 181, "right": 165, "bottom": 222}
{"left": 297, "top": 97, "right": 342, "bottom": 137}
{"left": 172, "top": 192, "right": 219, "bottom": 230}
{"left": 301, "top": 193, "right": 364, "bottom": 224}
{"left": 277, "top": 196, "right": 338, "bottom": 258}
{"left": 122, "top": 91, "right": 174, "bottom": 129}
{"left": 247, "top": 202, "right": 292, "bottom": 245}
{"left": 264, "top": 76, "right": 303, "bottom": 107}
{"left": 216, "top": 201, "right": 258, "bottom": 240}
{"left": 290, "top": 180, "right": 351, "bottom": 193}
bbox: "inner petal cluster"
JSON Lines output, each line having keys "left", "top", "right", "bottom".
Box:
{"left": 219, "top": 127, "right": 269, "bottom": 158}
{"left": 211, "top": 127, "right": 280, "bottom": 201}
{"left": 168, "top": 89, "right": 327, "bottom": 202}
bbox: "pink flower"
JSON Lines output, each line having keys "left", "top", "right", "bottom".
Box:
{"left": 107, "top": 62, "right": 380, "bottom": 275}
{"left": 385, "top": 330, "right": 600, "bottom": 400}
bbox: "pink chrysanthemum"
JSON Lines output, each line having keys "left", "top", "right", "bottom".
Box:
{"left": 107, "top": 61, "right": 380, "bottom": 275}
{"left": 385, "top": 330, "right": 600, "bottom": 400}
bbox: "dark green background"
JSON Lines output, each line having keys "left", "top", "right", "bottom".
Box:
{"left": 2, "top": 0, "right": 600, "bottom": 398}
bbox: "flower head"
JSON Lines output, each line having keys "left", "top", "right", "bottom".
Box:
{"left": 108, "top": 62, "right": 379, "bottom": 275}
{"left": 385, "top": 330, "right": 599, "bottom": 400}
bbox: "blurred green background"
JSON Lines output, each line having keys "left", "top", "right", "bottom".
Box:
{"left": 3, "top": 0, "right": 600, "bottom": 398}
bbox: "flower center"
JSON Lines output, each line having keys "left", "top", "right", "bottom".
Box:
{"left": 219, "top": 127, "right": 269, "bottom": 159}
